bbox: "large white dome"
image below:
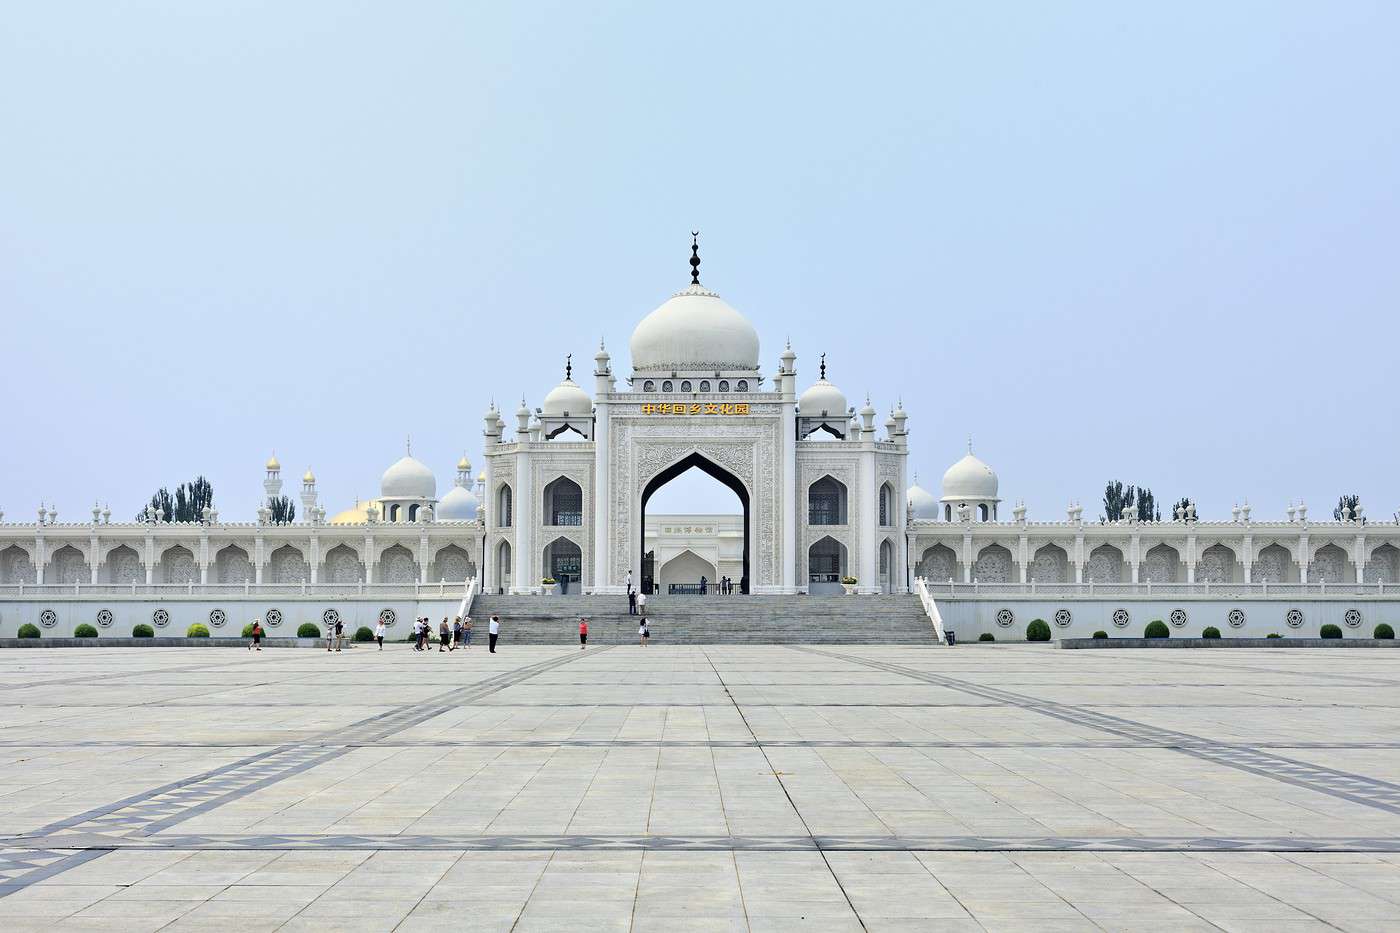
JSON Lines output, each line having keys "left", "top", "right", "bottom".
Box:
{"left": 908, "top": 482, "right": 940, "bottom": 519}
{"left": 542, "top": 377, "right": 591, "bottom": 417}
{"left": 630, "top": 285, "right": 759, "bottom": 373}
{"left": 437, "top": 485, "right": 478, "bottom": 520}
{"left": 941, "top": 453, "right": 998, "bottom": 501}
{"left": 381, "top": 455, "right": 436, "bottom": 499}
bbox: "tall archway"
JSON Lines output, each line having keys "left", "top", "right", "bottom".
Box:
{"left": 543, "top": 537, "right": 582, "bottom": 594}
{"left": 496, "top": 540, "right": 512, "bottom": 593}
{"left": 807, "top": 536, "right": 848, "bottom": 595}
{"left": 640, "top": 452, "right": 749, "bottom": 594}
{"left": 543, "top": 477, "right": 583, "bottom": 526}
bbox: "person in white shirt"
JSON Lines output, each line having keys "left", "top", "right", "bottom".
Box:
{"left": 374, "top": 620, "right": 385, "bottom": 650}
{"left": 488, "top": 615, "right": 501, "bottom": 653}
{"left": 637, "top": 591, "right": 647, "bottom": 615}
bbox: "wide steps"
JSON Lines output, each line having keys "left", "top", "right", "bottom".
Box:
{"left": 464, "top": 594, "right": 938, "bottom": 644}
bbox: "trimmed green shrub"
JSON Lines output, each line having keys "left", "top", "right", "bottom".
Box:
{"left": 18, "top": 623, "right": 41, "bottom": 639}
{"left": 241, "top": 623, "right": 256, "bottom": 637}
{"left": 73, "top": 623, "right": 99, "bottom": 638}
{"left": 186, "top": 623, "right": 210, "bottom": 638}
{"left": 1375, "top": 623, "right": 1395, "bottom": 640}
{"left": 354, "top": 626, "right": 374, "bottom": 642}
{"left": 297, "top": 622, "right": 322, "bottom": 638}
{"left": 1092, "top": 630, "right": 1108, "bottom": 640}
{"left": 1319, "top": 624, "right": 1342, "bottom": 639}
{"left": 1144, "top": 620, "right": 1170, "bottom": 639}
{"left": 1266, "top": 632, "right": 1283, "bottom": 639}
{"left": 1026, "top": 619, "right": 1051, "bottom": 642}
{"left": 1202, "top": 626, "right": 1221, "bottom": 639}
{"left": 133, "top": 623, "right": 154, "bottom": 638}
{"left": 978, "top": 632, "right": 995, "bottom": 642}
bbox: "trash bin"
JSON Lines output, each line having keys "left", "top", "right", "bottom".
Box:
{"left": 945, "top": 630, "right": 956, "bottom": 646}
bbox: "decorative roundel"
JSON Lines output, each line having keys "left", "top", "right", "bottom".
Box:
{"left": 152, "top": 608, "right": 170, "bottom": 627}
{"left": 1110, "top": 608, "right": 1129, "bottom": 628}
{"left": 208, "top": 608, "right": 227, "bottom": 628}
{"left": 95, "top": 608, "right": 114, "bottom": 627}
{"left": 264, "top": 608, "right": 283, "bottom": 627}
{"left": 994, "top": 608, "right": 1015, "bottom": 628}
{"left": 378, "top": 608, "right": 396, "bottom": 626}
{"left": 1227, "top": 608, "right": 1246, "bottom": 628}
{"left": 1285, "top": 608, "right": 1304, "bottom": 628}
{"left": 322, "top": 608, "right": 341, "bottom": 626}
{"left": 1055, "top": 608, "right": 1074, "bottom": 628}
{"left": 1343, "top": 608, "right": 1363, "bottom": 628}
{"left": 1169, "top": 608, "right": 1188, "bottom": 628}
{"left": 38, "top": 609, "right": 58, "bottom": 628}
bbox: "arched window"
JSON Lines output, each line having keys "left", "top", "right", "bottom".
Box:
{"left": 543, "top": 476, "right": 583, "bottom": 526}
{"left": 944, "top": 503, "right": 952, "bottom": 521}
{"left": 643, "top": 380, "right": 655, "bottom": 392}
{"left": 407, "top": 504, "right": 419, "bottom": 522}
{"left": 388, "top": 504, "right": 400, "bottom": 522}
{"left": 497, "top": 485, "right": 513, "bottom": 528}
{"left": 808, "top": 476, "right": 847, "bottom": 525}
{"left": 662, "top": 380, "right": 673, "bottom": 392}
{"left": 878, "top": 485, "right": 891, "bottom": 525}
{"left": 699, "top": 380, "right": 710, "bottom": 392}
{"left": 736, "top": 380, "right": 748, "bottom": 391}
{"left": 978, "top": 503, "right": 989, "bottom": 521}
{"left": 718, "top": 380, "right": 729, "bottom": 392}
{"left": 680, "top": 380, "right": 692, "bottom": 392}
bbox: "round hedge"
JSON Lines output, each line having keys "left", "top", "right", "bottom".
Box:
{"left": 978, "top": 632, "right": 995, "bottom": 642}
{"left": 1092, "top": 630, "right": 1108, "bottom": 640}
{"left": 1026, "top": 619, "right": 1051, "bottom": 642}
{"left": 1201, "top": 626, "right": 1221, "bottom": 639}
{"left": 74, "top": 623, "right": 99, "bottom": 638}
{"left": 133, "top": 623, "right": 154, "bottom": 638}
{"left": 1319, "top": 623, "right": 1342, "bottom": 639}
{"left": 1144, "top": 620, "right": 1170, "bottom": 639}
{"left": 1374, "top": 623, "right": 1394, "bottom": 640}
{"left": 17, "top": 623, "right": 40, "bottom": 639}
{"left": 1266, "top": 632, "right": 1283, "bottom": 639}
{"left": 186, "top": 623, "right": 210, "bottom": 638}
{"left": 354, "top": 626, "right": 374, "bottom": 642}
{"left": 297, "top": 622, "right": 322, "bottom": 638}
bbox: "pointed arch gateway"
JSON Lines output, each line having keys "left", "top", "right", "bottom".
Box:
{"left": 640, "top": 451, "right": 750, "bottom": 595}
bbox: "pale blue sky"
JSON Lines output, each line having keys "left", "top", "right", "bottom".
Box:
{"left": 3, "top": 2, "right": 1398, "bottom": 521}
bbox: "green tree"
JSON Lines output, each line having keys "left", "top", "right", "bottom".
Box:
{"left": 269, "top": 496, "right": 296, "bottom": 524}
{"left": 1103, "top": 481, "right": 1132, "bottom": 523}
{"left": 1136, "top": 488, "right": 1158, "bottom": 522}
{"left": 140, "top": 476, "right": 214, "bottom": 522}
{"left": 1171, "top": 497, "right": 1194, "bottom": 520}
{"left": 1335, "top": 494, "right": 1360, "bottom": 521}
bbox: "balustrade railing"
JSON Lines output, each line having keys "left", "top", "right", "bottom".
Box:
{"left": 922, "top": 579, "right": 1400, "bottom": 598}
{"left": 0, "top": 580, "right": 477, "bottom": 599}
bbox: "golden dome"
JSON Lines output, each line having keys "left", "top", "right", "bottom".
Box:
{"left": 329, "top": 497, "right": 377, "bottom": 525}
{"left": 266, "top": 454, "right": 281, "bottom": 470}
{"left": 303, "top": 468, "right": 315, "bottom": 483}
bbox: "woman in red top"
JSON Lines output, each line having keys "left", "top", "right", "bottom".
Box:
{"left": 578, "top": 617, "right": 588, "bottom": 650}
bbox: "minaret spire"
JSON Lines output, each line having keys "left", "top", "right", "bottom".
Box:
{"left": 565, "top": 353, "right": 572, "bottom": 381}
{"left": 689, "top": 231, "right": 701, "bottom": 285}
{"left": 406, "top": 435, "right": 412, "bottom": 456}
{"left": 819, "top": 352, "right": 827, "bottom": 380}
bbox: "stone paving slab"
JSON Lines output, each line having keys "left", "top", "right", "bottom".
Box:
{"left": 1, "top": 644, "right": 1399, "bottom": 929}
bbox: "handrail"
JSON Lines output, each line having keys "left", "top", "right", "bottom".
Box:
{"left": 913, "top": 577, "right": 947, "bottom": 643}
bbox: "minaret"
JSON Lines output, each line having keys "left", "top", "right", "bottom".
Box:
{"left": 264, "top": 454, "right": 283, "bottom": 506}
{"left": 300, "top": 468, "right": 317, "bottom": 518}
{"left": 454, "top": 454, "right": 472, "bottom": 489}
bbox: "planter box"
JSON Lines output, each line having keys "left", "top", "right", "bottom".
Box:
{"left": 1058, "top": 637, "right": 1400, "bottom": 649}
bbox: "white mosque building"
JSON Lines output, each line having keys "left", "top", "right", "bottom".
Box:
{"left": 2, "top": 241, "right": 1398, "bottom": 639}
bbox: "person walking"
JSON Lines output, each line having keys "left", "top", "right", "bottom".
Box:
{"left": 626, "top": 571, "right": 636, "bottom": 614}
{"left": 334, "top": 618, "right": 344, "bottom": 652}
{"left": 488, "top": 615, "right": 500, "bottom": 653}
{"left": 452, "top": 617, "right": 462, "bottom": 650}
{"left": 326, "top": 620, "right": 336, "bottom": 652}
{"left": 700, "top": 575, "right": 707, "bottom": 595}
{"left": 438, "top": 618, "right": 451, "bottom": 652}
{"left": 639, "top": 616, "right": 650, "bottom": 647}
{"left": 248, "top": 619, "right": 262, "bottom": 651}
{"left": 463, "top": 616, "right": 473, "bottom": 648}
{"left": 578, "top": 617, "right": 588, "bottom": 650}
{"left": 374, "top": 618, "right": 385, "bottom": 650}
{"left": 637, "top": 590, "right": 647, "bottom": 617}
{"left": 414, "top": 617, "right": 427, "bottom": 652}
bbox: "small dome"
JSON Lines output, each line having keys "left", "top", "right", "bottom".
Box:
{"left": 908, "top": 482, "right": 939, "bottom": 519}
{"left": 941, "top": 452, "right": 998, "bottom": 501}
{"left": 457, "top": 455, "right": 471, "bottom": 471}
{"left": 477, "top": 470, "right": 486, "bottom": 483}
{"left": 266, "top": 455, "right": 280, "bottom": 470}
{"left": 302, "top": 468, "right": 315, "bottom": 483}
{"left": 630, "top": 285, "right": 760, "bottom": 373}
{"left": 329, "top": 498, "right": 373, "bottom": 525}
{"left": 542, "top": 377, "right": 591, "bottom": 417}
{"left": 437, "top": 485, "right": 478, "bottom": 520}
{"left": 799, "top": 378, "right": 847, "bottom": 418}
{"left": 381, "top": 455, "right": 436, "bottom": 499}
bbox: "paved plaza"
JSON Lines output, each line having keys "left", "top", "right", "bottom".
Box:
{"left": 2, "top": 643, "right": 1400, "bottom": 930}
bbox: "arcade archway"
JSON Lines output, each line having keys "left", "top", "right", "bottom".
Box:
{"left": 640, "top": 452, "right": 749, "bottom": 594}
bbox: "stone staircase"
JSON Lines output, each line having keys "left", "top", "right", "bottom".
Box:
{"left": 464, "top": 594, "right": 940, "bottom": 645}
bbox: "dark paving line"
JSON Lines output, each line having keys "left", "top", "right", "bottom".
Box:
{"left": 797, "top": 647, "right": 1400, "bottom": 816}
{"left": 0, "top": 647, "right": 605, "bottom": 895}
{"left": 7, "top": 832, "right": 1400, "bottom": 853}
{"left": 7, "top": 738, "right": 1400, "bottom": 750}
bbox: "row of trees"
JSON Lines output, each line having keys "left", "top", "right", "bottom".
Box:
{"left": 1103, "top": 484, "right": 1362, "bottom": 523}
{"left": 138, "top": 477, "right": 214, "bottom": 522}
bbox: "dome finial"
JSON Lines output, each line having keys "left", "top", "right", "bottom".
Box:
{"left": 967, "top": 434, "right": 973, "bottom": 454}
{"left": 565, "top": 353, "right": 572, "bottom": 381}
{"left": 689, "top": 231, "right": 701, "bottom": 285}
{"left": 819, "top": 352, "right": 827, "bottom": 380}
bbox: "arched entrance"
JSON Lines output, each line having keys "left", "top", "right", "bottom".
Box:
{"left": 543, "top": 537, "right": 582, "bottom": 594}
{"left": 640, "top": 452, "right": 749, "bottom": 594}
